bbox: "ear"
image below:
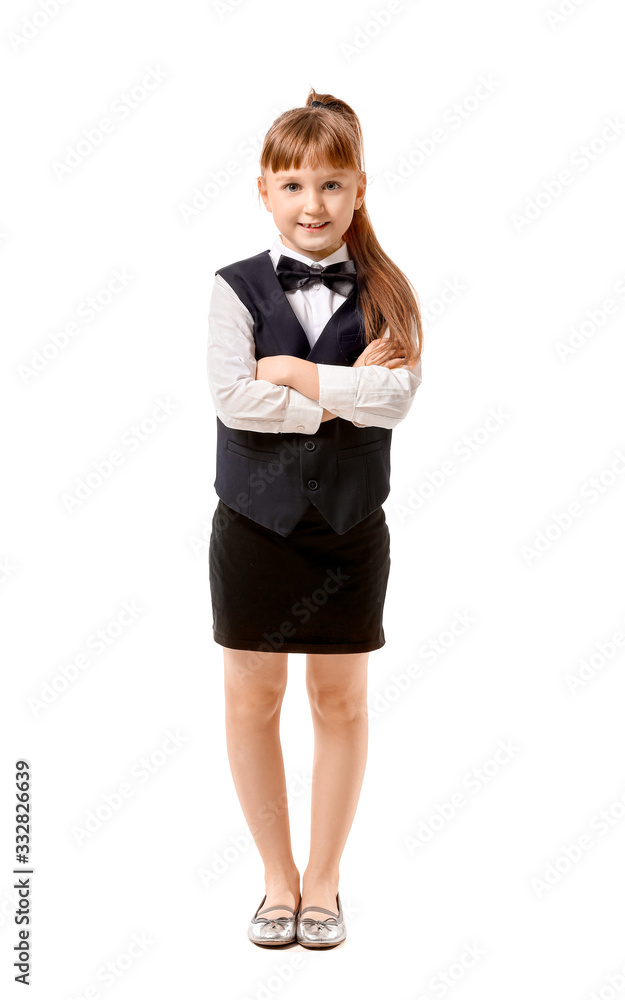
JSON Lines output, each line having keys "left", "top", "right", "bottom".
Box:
{"left": 355, "top": 171, "right": 367, "bottom": 210}
{"left": 258, "top": 176, "right": 271, "bottom": 211}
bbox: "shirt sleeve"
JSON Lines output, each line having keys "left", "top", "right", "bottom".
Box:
{"left": 207, "top": 274, "right": 323, "bottom": 434}
{"left": 316, "top": 329, "right": 423, "bottom": 429}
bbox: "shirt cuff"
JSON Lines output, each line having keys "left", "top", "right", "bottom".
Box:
{"left": 317, "top": 364, "right": 357, "bottom": 423}
{"left": 283, "top": 387, "right": 324, "bottom": 434}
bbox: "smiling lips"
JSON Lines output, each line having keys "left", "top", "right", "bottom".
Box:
{"left": 298, "top": 222, "right": 329, "bottom": 229}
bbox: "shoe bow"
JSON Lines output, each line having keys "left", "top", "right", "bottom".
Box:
{"left": 257, "top": 916, "right": 292, "bottom": 928}
{"left": 301, "top": 916, "right": 338, "bottom": 932}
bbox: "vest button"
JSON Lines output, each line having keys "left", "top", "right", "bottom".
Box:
{"left": 304, "top": 441, "right": 316, "bottom": 451}
{"left": 307, "top": 479, "right": 318, "bottom": 490}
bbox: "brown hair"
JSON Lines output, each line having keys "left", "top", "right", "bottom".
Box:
{"left": 257, "top": 87, "right": 423, "bottom": 367}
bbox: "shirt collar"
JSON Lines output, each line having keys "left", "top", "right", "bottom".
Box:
{"left": 269, "top": 233, "right": 351, "bottom": 269}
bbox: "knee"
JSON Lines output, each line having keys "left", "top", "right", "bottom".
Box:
{"left": 224, "top": 652, "right": 287, "bottom": 722}
{"left": 307, "top": 683, "right": 368, "bottom": 724}
{"left": 225, "top": 682, "right": 286, "bottom": 722}
{"left": 226, "top": 682, "right": 286, "bottom": 724}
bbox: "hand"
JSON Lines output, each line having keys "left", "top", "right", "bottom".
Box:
{"left": 353, "top": 337, "right": 406, "bottom": 369}
{"left": 255, "top": 355, "right": 292, "bottom": 385}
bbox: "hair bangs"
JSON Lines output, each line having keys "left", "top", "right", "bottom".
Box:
{"left": 261, "top": 113, "right": 361, "bottom": 176}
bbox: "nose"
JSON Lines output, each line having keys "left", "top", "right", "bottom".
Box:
{"left": 303, "top": 188, "right": 324, "bottom": 213}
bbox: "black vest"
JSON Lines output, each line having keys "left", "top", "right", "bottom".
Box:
{"left": 213, "top": 249, "right": 392, "bottom": 537}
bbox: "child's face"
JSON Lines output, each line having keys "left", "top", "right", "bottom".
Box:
{"left": 258, "top": 162, "right": 366, "bottom": 260}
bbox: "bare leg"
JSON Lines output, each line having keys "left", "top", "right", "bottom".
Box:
{"left": 301, "top": 651, "right": 369, "bottom": 920}
{"left": 223, "top": 647, "right": 300, "bottom": 917}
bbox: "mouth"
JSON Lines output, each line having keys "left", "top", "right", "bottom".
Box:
{"left": 298, "top": 222, "right": 329, "bottom": 230}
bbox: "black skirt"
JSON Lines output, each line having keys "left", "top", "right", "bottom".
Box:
{"left": 208, "top": 499, "right": 390, "bottom": 654}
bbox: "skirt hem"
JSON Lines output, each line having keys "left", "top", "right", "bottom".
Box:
{"left": 213, "top": 632, "right": 385, "bottom": 654}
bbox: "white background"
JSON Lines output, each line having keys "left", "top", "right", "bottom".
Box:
{"left": 2, "top": 0, "right": 625, "bottom": 997}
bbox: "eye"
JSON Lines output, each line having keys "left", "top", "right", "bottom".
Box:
{"left": 282, "top": 181, "right": 342, "bottom": 192}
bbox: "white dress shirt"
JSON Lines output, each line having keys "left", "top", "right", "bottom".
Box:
{"left": 207, "top": 234, "right": 422, "bottom": 433}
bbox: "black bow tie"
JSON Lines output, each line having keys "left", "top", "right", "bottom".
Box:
{"left": 276, "top": 255, "right": 357, "bottom": 298}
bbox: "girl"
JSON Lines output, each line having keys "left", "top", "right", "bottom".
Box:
{"left": 207, "top": 89, "right": 423, "bottom": 949}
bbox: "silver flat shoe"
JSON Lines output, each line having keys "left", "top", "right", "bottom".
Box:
{"left": 248, "top": 894, "right": 300, "bottom": 946}
{"left": 296, "top": 892, "right": 346, "bottom": 948}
